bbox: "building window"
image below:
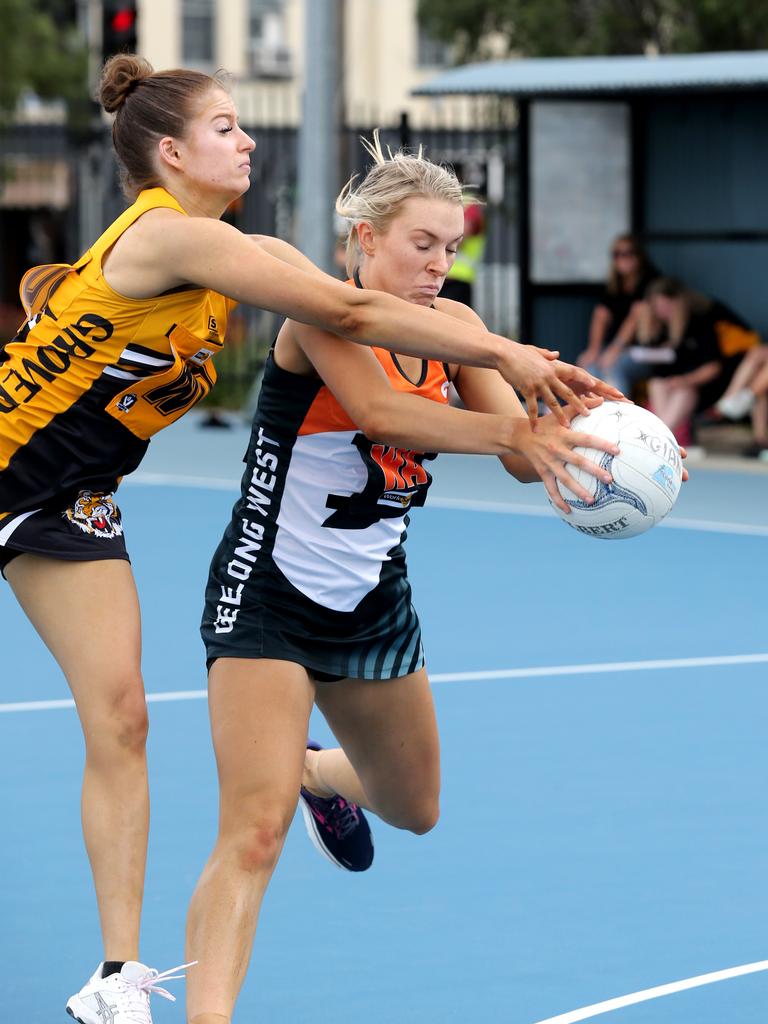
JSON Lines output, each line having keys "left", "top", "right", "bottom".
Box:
{"left": 247, "top": 0, "right": 292, "bottom": 79}
{"left": 417, "top": 25, "right": 452, "bottom": 68}
{"left": 249, "top": 0, "right": 282, "bottom": 40}
{"left": 182, "top": 0, "right": 215, "bottom": 64}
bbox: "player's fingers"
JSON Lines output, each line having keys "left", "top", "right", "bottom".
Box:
{"left": 582, "top": 394, "right": 605, "bottom": 410}
{"left": 551, "top": 378, "right": 589, "bottom": 418}
{"left": 539, "top": 386, "right": 570, "bottom": 425}
{"left": 592, "top": 380, "right": 630, "bottom": 402}
{"left": 562, "top": 450, "right": 613, "bottom": 483}
{"left": 532, "top": 345, "right": 560, "bottom": 361}
{"left": 524, "top": 390, "right": 540, "bottom": 427}
{"left": 557, "top": 399, "right": 599, "bottom": 422}
{"left": 542, "top": 473, "right": 571, "bottom": 513}
{"left": 558, "top": 405, "right": 579, "bottom": 424}
{"left": 569, "top": 431, "right": 620, "bottom": 456}
{"left": 554, "top": 362, "right": 596, "bottom": 388}
{"left": 553, "top": 466, "right": 594, "bottom": 504}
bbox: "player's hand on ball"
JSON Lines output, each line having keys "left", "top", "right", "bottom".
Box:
{"left": 549, "top": 401, "right": 684, "bottom": 539}
{"left": 519, "top": 410, "right": 620, "bottom": 514}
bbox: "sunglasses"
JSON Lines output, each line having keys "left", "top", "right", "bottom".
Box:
{"left": 612, "top": 248, "right": 637, "bottom": 259}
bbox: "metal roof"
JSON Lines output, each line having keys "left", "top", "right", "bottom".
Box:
{"left": 413, "top": 50, "right": 768, "bottom": 97}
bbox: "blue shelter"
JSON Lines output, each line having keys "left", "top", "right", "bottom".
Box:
{"left": 415, "top": 51, "right": 768, "bottom": 358}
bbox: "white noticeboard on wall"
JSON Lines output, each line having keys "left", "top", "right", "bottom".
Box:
{"left": 531, "top": 101, "right": 631, "bottom": 283}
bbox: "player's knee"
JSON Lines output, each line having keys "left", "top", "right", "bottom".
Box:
{"left": 84, "top": 674, "right": 149, "bottom": 756}
{"left": 393, "top": 796, "right": 440, "bottom": 836}
{"left": 111, "top": 681, "right": 149, "bottom": 752}
{"left": 410, "top": 799, "right": 440, "bottom": 835}
{"left": 231, "top": 817, "right": 287, "bottom": 875}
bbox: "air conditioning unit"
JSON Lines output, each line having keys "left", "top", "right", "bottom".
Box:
{"left": 248, "top": 41, "right": 293, "bottom": 79}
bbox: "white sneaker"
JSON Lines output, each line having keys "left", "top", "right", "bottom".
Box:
{"left": 66, "top": 961, "right": 195, "bottom": 1024}
{"left": 716, "top": 388, "right": 755, "bottom": 420}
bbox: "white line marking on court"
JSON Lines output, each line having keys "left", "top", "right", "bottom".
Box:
{"left": 2, "top": 652, "right": 767, "bottom": 715}
{"left": 531, "top": 959, "right": 768, "bottom": 1024}
{"left": 125, "top": 472, "right": 768, "bottom": 537}
{"left": 429, "top": 496, "right": 768, "bottom": 537}
{"left": 431, "top": 652, "right": 768, "bottom": 683}
{"left": 128, "top": 471, "right": 240, "bottom": 491}
{"left": 0, "top": 690, "right": 208, "bottom": 714}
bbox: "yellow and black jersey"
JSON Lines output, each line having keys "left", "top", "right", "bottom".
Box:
{"left": 0, "top": 187, "right": 235, "bottom": 520}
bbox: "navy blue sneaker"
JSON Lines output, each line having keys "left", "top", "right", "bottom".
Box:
{"left": 299, "top": 741, "right": 374, "bottom": 872}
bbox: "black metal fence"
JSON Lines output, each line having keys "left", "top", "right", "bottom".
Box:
{"left": 0, "top": 107, "right": 519, "bottom": 409}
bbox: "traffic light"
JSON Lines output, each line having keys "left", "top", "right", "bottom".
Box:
{"left": 102, "top": 1, "right": 139, "bottom": 61}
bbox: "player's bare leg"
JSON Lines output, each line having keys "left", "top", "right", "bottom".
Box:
{"left": 7, "top": 555, "right": 148, "bottom": 961}
{"left": 306, "top": 667, "right": 441, "bottom": 835}
{"left": 185, "top": 658, "right": 315, "bottom": 1023}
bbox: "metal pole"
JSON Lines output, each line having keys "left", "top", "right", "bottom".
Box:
{"left": 297, "top": 0, "right": 343, "bottom": 274}
{"left": 82, "top": 0, "right": 103, "bottom": 99}
{"left": 517, "top": 97, "right": 531, "bottom": 344}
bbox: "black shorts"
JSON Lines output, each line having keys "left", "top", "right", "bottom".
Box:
{"left": 201, "top": 541, "right": 425, "bottom": 683}
{"left": 0, "top": 489, "right": 129, "bottom": 577}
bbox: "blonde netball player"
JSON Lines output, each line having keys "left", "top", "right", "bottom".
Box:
{"left": 186, "top": 135, "right": 629, "bottom": 1024}
{"left": 0, "top": 56, "right": 621, "bottom": 1024}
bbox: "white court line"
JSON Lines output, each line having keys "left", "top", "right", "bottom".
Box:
{"left": 0, "top": 690, "right": 208, "bottom": 714}
{"left": 126, "top": 471, "right": 768, "bottom": 537}
{"left": 431, "top": 652, "right": 768, "bottom": 683}
{"left": 128, "top": 471, "right": 239, "bottom": 491}
{"left": 429, "top": 496, "right": 768, "bottom": 538}
{"left": 1, "top": 652, "right": 766, "bottom": 715}
{"left": 531, "top": 959, "right": 768, "bottom": 1024}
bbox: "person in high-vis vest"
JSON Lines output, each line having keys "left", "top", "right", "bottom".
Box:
{"left": 439, "top": 201, "right": 486, "bottom": 308}
{"left": 0, "top": 54, "right": 621, "bottom": 1024}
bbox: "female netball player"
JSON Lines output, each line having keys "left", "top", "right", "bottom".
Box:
{"left": 185, "top": 135, "right": 630, "bottom": 1024}
{"left": 1, "top": 55, "right": 622, "bottom": 1024}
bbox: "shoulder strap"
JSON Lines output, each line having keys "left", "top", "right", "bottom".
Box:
{"left": 74, "top": 187, "right": 187, "bottom": 270}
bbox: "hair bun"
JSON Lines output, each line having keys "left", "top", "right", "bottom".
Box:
{"left": 99, "top": 54, "right": 154, "bottom": 113}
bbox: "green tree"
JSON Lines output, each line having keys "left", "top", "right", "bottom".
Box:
{"left": 417, "top": 0, "right": 768, "bottom": 61}
{"left": 0, "top": 0, "right": 87, "bottom": 119}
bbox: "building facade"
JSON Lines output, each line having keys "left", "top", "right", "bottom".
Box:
{"left": 138, "top": 0, "right": 468, "bottom": 126}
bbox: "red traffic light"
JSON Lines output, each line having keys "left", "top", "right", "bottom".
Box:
{"left": 111, "top": 9, "right": 136, "bottom": 33}
{"left": 102, "top": 1, "right": 138, "bottom": 59}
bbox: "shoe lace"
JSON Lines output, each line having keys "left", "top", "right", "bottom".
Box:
{"left": 119, "top": 961, "right": 198, "bottom": 1023}
{"left": 329, "top": 798, "right": 360, "bottom": 840}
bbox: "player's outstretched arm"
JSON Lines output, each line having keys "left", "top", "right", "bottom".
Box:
{"left": 285, "top": 318, "right": 619, "bottom": 512}
{"left": 248, "top": 234, "right": 629, "bottom": 423}
{"left": 148, "top": 216, "right": 614, "bottom": 424}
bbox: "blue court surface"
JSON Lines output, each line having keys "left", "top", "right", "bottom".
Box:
{"left": 2, "top": 415, "right": 766, "bottom": 1023}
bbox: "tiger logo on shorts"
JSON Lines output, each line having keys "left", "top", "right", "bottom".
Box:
{"left": 64, "top": 490, "right": 124, "bottom": 539}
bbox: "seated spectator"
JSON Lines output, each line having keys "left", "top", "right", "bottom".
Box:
{"left": 578, "top": 233, "right": 659, "bottom": 395}
{"left": 644, "top": 277, "right": 761, "bottom": 445}
{"left": 715, "top": 343, "right": 768, "bottom": 459}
